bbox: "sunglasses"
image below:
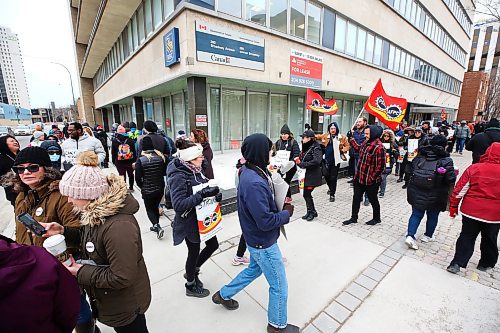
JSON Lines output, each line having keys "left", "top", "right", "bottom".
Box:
{"left": 12, "top": 164, "right": 41, "bottom": 174}
{"left": 47, "top": 151, "right": 60, "bottom": 155}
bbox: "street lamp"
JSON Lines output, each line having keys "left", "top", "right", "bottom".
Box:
{"left": 51, "top": 62, "right": 76, "bottom": 121}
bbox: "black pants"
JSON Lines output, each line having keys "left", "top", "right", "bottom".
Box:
{"left": 236, "top": 234, "right": 247, "bottom": 257}
{"left": 114, "top": 314, "right": 148, "bottom": 333}
{"left": 351, "top": 181, "right": 381, "bottom": 221}
{"left": 185, "top": 236, "right": 219, "bottom": 282}
{"left": 398, "top": 158, "right": 407, "bottom": 181}
{"left": 451, "top": 216, "right": 500, "bottom": 268}
{"left": 116, "top": 163, "right": 134, "bottom": 189}
{"left": 283, "top": 167, "right": 296, "bottom": 198}
{"left": 303, "top": 187, "right": 316, "bottom": 213}
{"left": 326, "top": 163, "right": 340, "bottom": 196}
{"left": 143, "top": 194, "right": 163, "bottom": 226}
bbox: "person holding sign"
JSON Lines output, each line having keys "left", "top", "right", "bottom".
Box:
{"left": 402, "top": 127, "right": 428, "bottom": 189}
{"left": 212, "top": 133, "right": 298, "bottom": 333}
{"left": 167, "top": 139, "right": 221, "bottom": 298}
{"left": 274, "top": 124, "right": 300, "bottom": 199}
{"left": 379, "top": 129, "right": 398, "bottom": 198}
{"left": 324, "top": 122, "right": 350, "bottom": 202}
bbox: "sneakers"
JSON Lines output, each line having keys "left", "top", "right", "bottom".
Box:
{"left": 420, "top": 235, "right": 435, "bottom": 243}
{"left": 342, "top": 218, "right": 358, "bottom": 225}
{"left": 329, "top": 195, "right": 335, "bottom": 202}
{"left": 363, "top": 198, "right": 370, "bottom": 206}
{"left": 405, "top": 236, "right": 419, "bottom": 250}
{"left": 365, "top": 219, "right": 381, "bottom": 226}
{"left": 267, "top": 324, "right": 300, "bottom": 333}
{"left": 212, "top": 291, "right": 239, "bottom": 310}
{"left": 446, "top": 263, "right": 460, "bottom": 274}
{"left": 151, "top": 223, "right": 164, "bottom": 239}
{"left": 477, "top": 265, "right": 492, "bottom": 272}
{"left": 378, "top": 193, "right": 384, "bottom": 198}
{"left": 185, "top": 282, "right": 210, "bottom": 298}
{"left": 232, "top": 256, "right": 250, "bottom": 266}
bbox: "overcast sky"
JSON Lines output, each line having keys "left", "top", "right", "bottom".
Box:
{"left": 0, "top": 0, "right": 80, "bottom": 108}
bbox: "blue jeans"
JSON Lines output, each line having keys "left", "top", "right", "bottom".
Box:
{"left": 455, "top": 137, "right": 466, "bottom": 153}
{"left": 77, "top": 294, "right": 92, "bottom": 325}
{"left": 379, "top": 173, "right": 389, "bottom": 195}
{"left": 407, "top": 208, "right": 440, "bottom": 239}
{"left": 220, "top": 243, "right": 288, "bottom": 328}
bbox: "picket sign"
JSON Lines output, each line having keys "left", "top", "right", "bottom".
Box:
{"left": 297, "top": 167, "right": 306, "bottom": 195}
{"left": 192, "top": 183, "right": 223, "bottom": 242}
{"left": 274, "top": 150, "right": 291, "bottom": 168}
{"left": 382, "top": 143, "right": 391, "bottom": 168}
{"left": 407, "top": 139, "right": 419, "bottom": 162}
{"left": 397, "top": 147, "right": 406, "bottom": 163}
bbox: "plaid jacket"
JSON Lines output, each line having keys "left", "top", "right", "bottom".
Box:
{"left": 350, "top": 138, "right": 386, "bottom": 185}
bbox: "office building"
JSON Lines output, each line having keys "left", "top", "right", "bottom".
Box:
{"left": 69, "top": 0, "right": 473, "bottom": 151}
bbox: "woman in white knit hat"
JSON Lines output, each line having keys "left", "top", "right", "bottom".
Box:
{"left": 40, "top": 151, "right": 151, "bottom": 333}
{"left": 167, "top": 139, "right": 222, "bottom": 298}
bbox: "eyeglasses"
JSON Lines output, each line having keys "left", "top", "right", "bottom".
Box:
{"left": 12, "top": 164, "right": 41, "bottom": 174}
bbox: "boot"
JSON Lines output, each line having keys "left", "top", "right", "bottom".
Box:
{"left": 212, "top": 290, "right": 239, "bottom": 310}
{"left": 305, "top": 197, "right": 317, "bottom": 221}
{"left": 302, "top": 198, "right": 312, "bottom": 220}
{"left": 185, "top": 282, "right": 210, "bottom": 298}
{"left": 301, "top": 211, "right": 311, "bottom": 220}
{"left": 329, "top": 195, "right": 335, "bottom": 202}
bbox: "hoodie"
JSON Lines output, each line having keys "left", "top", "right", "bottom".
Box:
{"left": 61, "top": 133, "right": 106, "bottom": 170}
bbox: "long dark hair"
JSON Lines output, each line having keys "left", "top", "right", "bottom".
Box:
{"left": 0, "top": 135, "right": 19, "bottom": 157}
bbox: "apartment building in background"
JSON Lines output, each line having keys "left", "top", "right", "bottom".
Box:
{"left": 69, "top": 0, "right": 473, "bottom": 151}
{"left": 0, "top": 26, "right": 30, "bottom": 109}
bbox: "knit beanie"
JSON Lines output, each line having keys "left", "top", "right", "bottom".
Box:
{"left": 143, "top": 120, "right": 158, "bottom": 133}
{"left": 60, "top": 152, "right": 109, "bottom": 200}
{"left": 280, "top": 124, "right": 291, "bottom": 135}
{"left": 178, "top": 144, "right": 203, "bottom": 161}
{"left": 117, "top": 125, "right": 126, "bottom": 133}
{"left": 14, "top": 147, "right": 52, "bottom": 167}
{"left": 32, "top": 131, "right": 45, "bottom": 139}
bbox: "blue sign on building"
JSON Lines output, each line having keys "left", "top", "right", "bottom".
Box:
{"left": 163, "top": 28, "right": 180, "bottom": 67}
{"left": 0, "top": 102, "right": 31, "bottom": 120}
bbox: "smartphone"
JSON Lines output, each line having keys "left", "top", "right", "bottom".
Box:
{"left": 17, "top": 213, "right": 47, "bottom": 237}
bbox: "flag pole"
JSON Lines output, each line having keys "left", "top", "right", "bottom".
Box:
{"left": 350, "top": 107, "right": 365, "bottom": 132}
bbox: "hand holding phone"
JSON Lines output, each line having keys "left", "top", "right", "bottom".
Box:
{"left": 17, "top": 213, "right": 47, "bottom": 237}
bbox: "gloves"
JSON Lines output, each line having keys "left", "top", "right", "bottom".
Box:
{"left": 347, "top": 130, "right": 353, "bottom": 139}
{"left": 449, "top": 206, "right": 458, "bottom": 218}
{"left": 215, "top": 192, "right": 222, "bottom": 203}
{"left": 283, "top": 204, "right": 294, "bottom": 218}
{"left": 199, "top": 186, "right": 220, "bottom": 198}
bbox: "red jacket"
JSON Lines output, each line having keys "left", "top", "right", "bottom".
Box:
{"left": 449, "top": 143, "right": 500, "bottom": 223}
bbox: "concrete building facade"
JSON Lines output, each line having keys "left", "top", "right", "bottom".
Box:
{"left": 0, "top": 26, "right": 30, "bottom": 109}
{"left": 69, "top": 0, "right": 473, "bottom": 150}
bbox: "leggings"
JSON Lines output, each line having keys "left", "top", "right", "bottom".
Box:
{"left": 116, "top": 163, "right": 134, "bottom": 189}
{"left": 143, "top": 194, "right": 163, "bottom": 226}
{"left": 185, "top": 236, "right": 219, "bottom": 282}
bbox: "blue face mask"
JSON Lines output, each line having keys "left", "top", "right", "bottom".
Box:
{"left": 49, "top": 154, "right": 60, "bottom": 162}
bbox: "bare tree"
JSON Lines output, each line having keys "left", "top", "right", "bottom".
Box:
{"left": 474, "top": 0, "right": 500, "bottom": 22}
{"left": 484, "top": 74, "right": 500, "bottom": 120}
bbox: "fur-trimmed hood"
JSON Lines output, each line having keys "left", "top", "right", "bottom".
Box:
{"left": 80, "top": 174, "right": 139, "bottom": 226}
{"left": 381, "top": 129, "right": 395, "bottom": 143}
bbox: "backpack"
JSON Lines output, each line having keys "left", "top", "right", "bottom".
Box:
{"left": 410, "top": 159, "right": 439, "bottom": 190}
{"left": 117, "top": 141, "right": 133, "bottom": 161}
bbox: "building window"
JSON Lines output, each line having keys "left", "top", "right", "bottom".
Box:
{"left": 307, "top": 1, "right": 321, "bottom": 44}
{"left": 322, "top": 8, "right": 335, "bottom": 49}
{"left": 356, "top": 27, "right": 366, "bottom": 60}
{"left": 137, "top": 4, "right": 145, "bottom": 43}
{"left": 334, "top": 16, "right": 346, "bottom": 52}
{"left": 290, "top": 0, "right": 305, "bottom": 39}
{"left": 153, "top": 0, "right": 163, "bottom": 28}
{"left": 365, "top": 33, "right": 374, "bottom": 63}
{"left": 270, "top": 0, "right": 287, "bottom": 33}
{"left": 132, "top": 14, "right": 139, "bottom": 50}
{"left": 245, "top": 0, "right": 266, "bottom": 26}
{"left": 163, "top": 0, "right": 174, "bottom": 18}
{"left": 270, "top": 94, "right": 288, "bottom": 142}
{"left": 145, "top": 0, "right": 153, "bottom": 36}
{"left": 248, "top": 92, "right": 268, "bottom": 135}
{"left": 219, "top": 0, "right": 242, "bottom": 18}
{"left": 345, "top": 21, "right": 357, "bottom": 56}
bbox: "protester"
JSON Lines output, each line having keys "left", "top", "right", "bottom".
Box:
{"left": 0, "top": 234, "right": 80, "bottom": 333}
{"left": 29, "top": 130, "right": 45, "bottom": 147}
{"left": 274, "top": 124, "right": 300, "bottom": 199}
{"left": 296, "top": 129, "right": 322, "bottom": 221}
{"left": 94, "top": 124, "right": 110, "bottom": 168}
{"left": 40, "top": 136, "right": 63, "bottom": 171}
{"left": 231, "top": 157, "right": 251, "bottom": 266}
{"left": 347, "top": 117, "right": 367, "bottom": 185}
{"left": 212, "top": 133, "right": 298, "bottom": 333}
{"left": 82, "top": 125, "right": 94, "bottom": 137}
{"left": 41, "top": 151, "right": 152, "bottom": 333}
{"left": 454, "top": 120, "right": 471, "bottom": 154}
{"left": 63, "top": 122, "right": 69, "bottom": 139}
{"left": 128, "top": 121, "right": 140, "bottom": 140}
{"left": 324, "top": 122, "right": 349, "bottom": 202}
{"left": 421, "top": 121, "right": 432, "bottom": 137}
{"left": 447, "top": 143, "right": 500, "bottom": 274}
{"left": 191, "top": 129, "right": 215, "bottom": 179}
{"left": 49, "top": 124, "right": 64, "bottom": 141}
{"left": 138, "top": 120, "right": 169, "bottom": 155}
{"left": 379, "top": 129, "right": 398, "bottom": 198}
{"left": 0, "top": 134, "right": 20, "bottom": 206}
{"left": 473, "top": 121, "right": 485, "bottom": 135}
{"left": 167, "top": 139, "right": 221, "bottom": 297}
{"left": 177, "top": 129, "right": 188, "bottom": 140}
{"left": 400, "top": 127, "right": 427, "bottom": 189}
{"left": 135, "top": 136, "right": 166, "bottom": 238}
{"left": 61, "top": 122, "right": 106, "bottom": 170}
{"left": 397, "top": 126, "right": 415, "bottom": 180}
{"left": 466, "top": 118, "right": 500, "bottom": 164}
{"left": 343, "top": 125, "right": 385, "bottom": 226}
{"left": 111, "top": 125, "right": 137, "bottom": 191}
{"left": 404, "top": 135, "right": 456, "bottom": 250}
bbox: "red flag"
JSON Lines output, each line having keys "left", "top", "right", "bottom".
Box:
{"left": 364, "top": 79, "right": 407, "bottom": 130}
{"left": 441, "top": 108, "right": 447, "bottom": 121}
{"left": 306, "top": 89, "right": 338, "bottom": 115}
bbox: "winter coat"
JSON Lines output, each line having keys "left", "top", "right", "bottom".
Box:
{"left": 380, "top": 133, "right": 399, "bottom": 174}
{"left": 138, "top": 133, "right": 168, "bottom": 156}
{"left": 202, "top": 142, "right": 214, "bottom": 179}
{"left": 40, "top": 139, "right": 63, "bottom": 170}
{"left": 13, "top": 176, "right": 81, "bottom": 247}
{"left": 0, "top": 151, "right": 17, "bottom": 205}
{"left": 70, "top": 175, "right": 151, "bottom": 328}
{"left": 135, "top": 151, "right": 166, "bottom": 198}
{"left": 111, "top": 134, "right": 137, "bottom": 164}
{"left": 450, "top": 143, "right": 500, "bottom": 223}
{"left": 454, "top": 125, "right": 471, "bottom": 139}
{"left": 350, "top": 126, "right": 386, "bottom": 185}
{"left": 466, "top": 127, "right": 500, "bottom": 164}
{"left": 298, "top": 140, "right": 323, "bottom": 187}
{"left": 61, "top": 133, "right": 106, "bottom": 170}
{"left": 95, "top": 129, "right": 109, "bottom": 149}
{"left": 0, "top": 235, "right": 80, "bottom": 333}
{"left": 275, "top": 137, "right": 301, "bottom": 161}
{"left": 238, "top": 165, "right": 289, "bottom": 249}
{"left": 167, "top": 158, "right": 208, "bottom": 245}
{"left": 407, "top": 145, "right": 456, "bottom": 212}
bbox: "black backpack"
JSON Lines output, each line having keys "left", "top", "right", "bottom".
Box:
{"left": 410, "top": 159, "right": 439, "bottom": 190}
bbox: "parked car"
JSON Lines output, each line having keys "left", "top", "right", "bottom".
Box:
{"left": 0, "top": 126, "right": 15, "bottom": 137}
{"left": 14, "top": 124, "right": 31, "bottom": 136}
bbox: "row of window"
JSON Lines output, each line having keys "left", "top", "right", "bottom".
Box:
{"left": 383, "top": 0, "right": 466, "bottom": 66}
{"left": 442, "top": 0, "right": 472, "bottom": 34}
{"left": 94, "top": 0, "right": 461, "bottom": 95}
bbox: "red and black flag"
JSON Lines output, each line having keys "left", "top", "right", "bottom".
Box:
{"left": 306, "top": 89, "right": 339, "bottom": 115}
{"left": 364, "top": 79, "right": 407, "bottom": 130}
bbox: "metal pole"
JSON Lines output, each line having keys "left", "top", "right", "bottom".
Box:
{"left": 51, "top": 62, "right": 76, "bottom": 121}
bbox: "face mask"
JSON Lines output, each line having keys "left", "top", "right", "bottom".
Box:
{"left": 49, "top": 154, "right": 60, "bottom": 162}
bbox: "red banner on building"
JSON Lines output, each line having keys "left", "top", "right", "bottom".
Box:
{"left": 364, "top": 79, "right": 407, "bottom": 130}
{"left": 306, "top": 89, "right": 339, "bottom": 115}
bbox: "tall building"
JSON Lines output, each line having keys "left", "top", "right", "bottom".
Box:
{"left": 69, "top": 0, "right": 472, "bottom": 149}
{"left": 0, "top": 26, "right": 30, "bottom": 109}
{"left": 468, "top": 20, "right": 500, "bottom": 77}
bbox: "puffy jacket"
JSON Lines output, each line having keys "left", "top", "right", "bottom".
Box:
{"left": 450, "top": 143, "right": 500, "bottom": 223}
{"left": 135, "top": 151, "right": 166, "bottom": 198}
{"left": 72, "top": 175, "right": 151, "bottom": 328}
{"left": 167, "top": 158, "right": 207, "bottom": 245}
{"left": 61, "top": 133, "right": 106, "bottom": 170}
{"left": 454, "top": 125, "right": 471, "bottom": 139}
{"left": 0, "top": 235, "right": 80, "bottom": 333}
{"left": 407, "top": 145, "right": 456, "bottom": 211}
{"left": 237, "top": 165, "right": 289, "bottom": 249}
{"left": 298, "top": 140, "right": 323, "bottom": 187}
{"left": 466, "top": 127, "right": 500, "bottom": 163}
{"left": 111, "top": 134, "right": 137, "bottom": 164}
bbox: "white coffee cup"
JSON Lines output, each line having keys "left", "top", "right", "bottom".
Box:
{"left": 43, "top": 234, "right": 72, "bottom": 266}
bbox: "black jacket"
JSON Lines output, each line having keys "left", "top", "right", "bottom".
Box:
{"left": 275, "top": 138, "right": 300, "bottom": 160}
{"left": 298, "top": 141, "right": 323, "bottom": 187}
{"left": 111, "top": 134, "right": 136, "bottom": 164}
{"left": 466, "top": 128, "right": 500, "bottom": 163}
{"left": 407, "top": 146, "right": 456, "bottom": 212}
{"left": 0, "top": 152, "right": 17, "bottom": 205}
{"left": 135, "top": 151, "right": 166, "bottom": 198}
{"left": 138, "top": 133, "right": 168, "bottom": 156}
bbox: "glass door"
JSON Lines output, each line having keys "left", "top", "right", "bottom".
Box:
{"left": 248, "top": 91, "right": 268, "bottom": 135}
{"left": 222, "top": 89, "right": 245, "bottom": 150}
{"left": 289, "top": 95, "right": 305, "bottom": 138}
{"left": 269, "top": 94, "right": 288, "bottom": 142}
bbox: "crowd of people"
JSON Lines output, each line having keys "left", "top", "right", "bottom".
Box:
{"left": 0, "top": 115, "right": 499, "bottom": 333}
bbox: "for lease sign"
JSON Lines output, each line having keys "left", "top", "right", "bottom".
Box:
{"left": 289, "top": 49, "right": 323, "bottom": 89}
